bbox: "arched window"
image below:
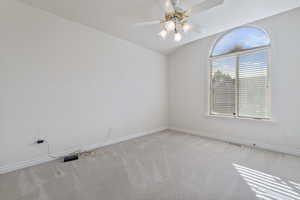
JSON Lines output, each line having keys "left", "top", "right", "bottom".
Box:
{"left": 209, "top": 26, "right": 271, "bottom": 119}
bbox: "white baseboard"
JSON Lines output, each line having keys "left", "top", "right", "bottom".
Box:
{"left": 0, "top": 127, "right": 168, "bottom": 174}
{"left": 3, "top": 126, "right": 298, "bottom": 174}
{"left": 169, "top": 127, "right": 300, "bottom": 157}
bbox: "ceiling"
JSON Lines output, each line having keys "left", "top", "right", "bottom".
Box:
{"left": 18, "top": 0, "right": 300, "bottom": 54}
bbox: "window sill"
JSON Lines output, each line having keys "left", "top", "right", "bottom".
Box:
{"left": 205, "top": 114, "right": 276, "bottom": 123}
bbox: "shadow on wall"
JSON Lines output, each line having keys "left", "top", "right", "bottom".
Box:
{"left": 234, "top": 164, "right": 300, "bottom": 200}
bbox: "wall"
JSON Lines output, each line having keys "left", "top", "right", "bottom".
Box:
{"left": 0, "top": 0, "right": 167, "bottom": 173}
{"left": 168, "top": 7, "right": 300, "bottom": 155}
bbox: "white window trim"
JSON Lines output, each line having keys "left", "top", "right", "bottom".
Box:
{"left": 204, "top": 113, "right": 276, "bottom": 123}
{"left": 208, "top": 46, "right": 272, "bottom": 121}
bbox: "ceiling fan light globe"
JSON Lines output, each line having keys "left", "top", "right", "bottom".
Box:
{"left": 165, "top": 21, "right": 176, "bottom": 32}
{"left": 174, "top": 32, "right": 182, "bottom": 42}
{"left": 158, "top": 29, "right": 168, "bottom": 39}
{"left": 182, "top": 23, "right": 192, "bottom": 33}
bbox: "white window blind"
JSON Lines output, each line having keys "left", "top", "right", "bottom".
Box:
{"left": 211, "top": 57, "right": 236, "bottom": 115}
{"left": 210, "top": 49, "right": 271, "bottom": 119}
{"left": 238, "top": 50, "right": 270, "bottom": 118}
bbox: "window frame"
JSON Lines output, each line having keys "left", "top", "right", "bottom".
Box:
{"left": 208, "top": 28, "right": 271, "bottom": 120}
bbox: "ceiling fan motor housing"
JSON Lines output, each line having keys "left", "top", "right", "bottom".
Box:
{"left": 164, "top": 11, "right": 188, "bottom": 24}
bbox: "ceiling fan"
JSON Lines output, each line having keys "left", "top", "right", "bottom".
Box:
{"left": 134, "top": 0, "right": 224, "bottom": 42}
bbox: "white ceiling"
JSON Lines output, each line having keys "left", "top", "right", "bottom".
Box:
{"left": 19, "top": 0, "right": 300, "bottom": 54}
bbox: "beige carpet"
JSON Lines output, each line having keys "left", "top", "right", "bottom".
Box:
{"left": 1, "top": 130, "right": 300, "bottom": 200}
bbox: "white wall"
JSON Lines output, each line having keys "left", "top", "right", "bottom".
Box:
{"left": 168, "top": 8, "right": 300, "bottom": 155}
{"left": 0, "top": 0, "right": 167, "bottom": 171}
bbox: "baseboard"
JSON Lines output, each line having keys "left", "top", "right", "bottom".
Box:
{"left": 169, "top": 127, "right": 300, "bottom": 157}
{"left": 0, "top": 127, "right": 168, "bottom": 174}
{"left": 82, "top": 127, "right": 168, "bottom": 150}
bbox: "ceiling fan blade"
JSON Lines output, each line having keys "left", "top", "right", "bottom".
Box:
{"left": 190, "top": 24, "right": 205, "bottom": 34}
{"left": 133, "top": 20, "right": 161, "bottom": 27}
{"left": 186, "top": 0, "right": 224, "bottom": 16}
{"left": 164, "top": 0, "right": 175, "bottom": 14}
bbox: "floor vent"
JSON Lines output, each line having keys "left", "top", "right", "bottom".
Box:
{"left": 63, "top": 154, "right": 79, "bottom": 162}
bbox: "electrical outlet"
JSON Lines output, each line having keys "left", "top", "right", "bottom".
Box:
{"left": 36, "top": 139, "right": 45, "bottom": 144}
{"left": 34, "top": 135, "right": 46, "bottom": 145}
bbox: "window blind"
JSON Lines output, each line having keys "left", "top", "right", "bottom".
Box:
{"left": 238, "top": 50, "right": 270, "bottom": 118}
{"left": 210, "top": 50, "right": 270, "bottom": 119}
{"left": 211, "top": 57, "right": 236, "bottom": 115}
